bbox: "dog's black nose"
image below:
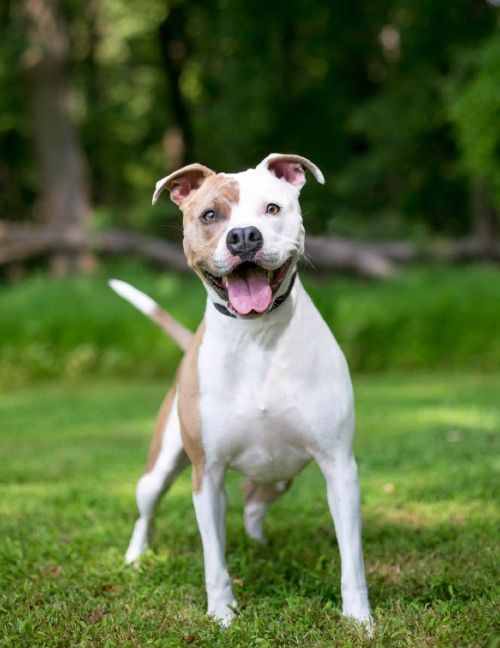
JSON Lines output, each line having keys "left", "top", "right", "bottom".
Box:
{"left": 226, "top": 226, "right": 263, "bottom": 259}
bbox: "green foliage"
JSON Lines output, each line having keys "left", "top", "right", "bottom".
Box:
{"left": 1, "top": 374, "right": 498, "bottom": 645}
{"left": 0, "top": 263, "right": 203, "bottom": 386}
{"left": 1, "top": 0, "right": 498, "bottom": 236}
{"left": 1, "top": 264, "right": 499, "bottom": 387}
{"left": 447, "top": 28, "right": 500, "bottom": 205}
{"left": 305, "top": 266, "right": 500, "bottom": 371}
{"left": 335, "top": 3, "right": 496, "bottom": 235}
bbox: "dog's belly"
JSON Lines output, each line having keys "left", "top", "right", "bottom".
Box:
{"left": 226, "top": 419, "right": 312, "bottom": 481}
{"left": 230, "top": 447, "right": 311, "bottom": 482}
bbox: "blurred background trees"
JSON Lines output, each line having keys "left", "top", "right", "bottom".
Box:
{"left": 0, "top": 0, "right": 499, "bottom": 275}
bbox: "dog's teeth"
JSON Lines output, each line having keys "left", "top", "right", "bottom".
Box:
{"left": 267, "top": 270, "right": 273, "bottom": 280}
{"left": 222, "top": 276, "right": 228, "bottom": 286}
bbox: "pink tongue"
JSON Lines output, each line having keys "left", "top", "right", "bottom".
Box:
{"left": 226, "top": 270, "right": 273, "bottom": 315}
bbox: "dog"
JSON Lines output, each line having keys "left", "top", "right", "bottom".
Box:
{"left": 110, "top": 153, "right": 371, "bottom": 627}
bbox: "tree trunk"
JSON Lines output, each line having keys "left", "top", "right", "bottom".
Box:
{"left": 470, "top": 178, "right": 497, "bottom": 244}
{"left": 20, "top": 0, "right": 93, "bottom": 275}
{"left": 158, "top": 4, "right": 194, "bottom": 167}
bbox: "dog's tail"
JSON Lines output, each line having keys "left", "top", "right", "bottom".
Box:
{"left": 109, "top": 279, "right": 194, "bottom": 352}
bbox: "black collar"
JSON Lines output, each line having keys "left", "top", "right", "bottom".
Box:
{"left": 212, "top": 271, "right": 297, "bottom": 318}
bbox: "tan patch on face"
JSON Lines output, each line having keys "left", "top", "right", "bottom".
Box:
{"left": 244, "top": 480, "right": 292, "bottom": 505}
{"left": 181, "top": 174, "right": 240, "bottom": 274}
{"left": 177, "top": 321, "right": 206, "bottom": 492}
{"left": 145, "top": 374, "right": 180, "bottom": 472}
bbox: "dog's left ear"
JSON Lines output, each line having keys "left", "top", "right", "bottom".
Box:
{"left": 257, "top": 153, "right": 325, "bottom": 189}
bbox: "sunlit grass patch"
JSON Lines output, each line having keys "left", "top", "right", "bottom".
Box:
{"left": 1, "top": 373, "right": 498, "bottom": 646}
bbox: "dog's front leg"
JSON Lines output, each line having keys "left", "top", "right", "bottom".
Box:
{"left": 192, "top": 465, "right": 237, "bottom": 626}
{"left": 317, "top": 452, "right": 372, "bottom": 626}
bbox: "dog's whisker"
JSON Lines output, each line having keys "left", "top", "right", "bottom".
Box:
{"left": 300, "top": 253, "right": 316, "bottom": 270}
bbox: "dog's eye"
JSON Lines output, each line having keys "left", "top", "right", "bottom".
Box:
{"left": 200, "top": 209, "right": 217, "bottom": 223}
{"left": 266, "top": 203, "right": 281, "bottom": 215}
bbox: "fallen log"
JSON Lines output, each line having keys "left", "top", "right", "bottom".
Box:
{"left": 0, "top": 225, "right": 187, "bottom": 271}
{"left": 429, "top": 238, "right": 500, "bottom": 263}
{"left": 98, "top": 229, "right": 187, "bottom": 270}
{"left": 363, "top": 238, "right": 500, "bottom": 263}
{"left": 0, "top": 223, "right": 395, "bottom": 279}
{"left": 1, "top": 220, "right": 499, "bottom": 279}
{"left": 304, "top": 236, "right": 396, "bottom": 278}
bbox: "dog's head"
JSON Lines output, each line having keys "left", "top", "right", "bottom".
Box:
{"left": 153, "top": 153, "right": 324, "bottom": 318}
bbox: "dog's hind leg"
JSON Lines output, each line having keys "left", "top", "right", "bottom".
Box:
{"left": 243, "top": 480, "right": 291, "bottom": 543}
{"left": 125, "top": 386, "right": 189, "bottom": 564}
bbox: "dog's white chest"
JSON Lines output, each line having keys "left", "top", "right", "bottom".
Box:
{"left": 196, "top": 286, "right": 353, "bottom": 482}
{"left": 199, "top": 344, "right": 312, "bottom": 480}
{"left": 224, "top": 379, "right": 312, "bottom": 481}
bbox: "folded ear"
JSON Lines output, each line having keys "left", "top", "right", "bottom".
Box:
{"left": 152, "top": 163, "right": 216, "bottom": 206}
{"left": 257, "top": 153, "right": 325, "bottom": 189}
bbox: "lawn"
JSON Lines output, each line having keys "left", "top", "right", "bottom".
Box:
{"left": 1, "top": 373, "right": 498, "bottom": 647}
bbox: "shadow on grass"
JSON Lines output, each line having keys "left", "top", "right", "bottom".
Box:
{"left": 136, "top": 499, "right": 495, "bottom": 613}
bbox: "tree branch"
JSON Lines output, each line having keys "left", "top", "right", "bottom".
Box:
{"left": 1, "top": 220, "right": 499, "bottom": 279}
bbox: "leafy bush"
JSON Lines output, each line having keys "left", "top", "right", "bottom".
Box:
{"left": 306, "top": 266, "right": 500, "bottom": 371}
{"left": 1, "top": 263, "right": 499, "bottom": 386}
{"left": 447, "top": 30, "right": 500, "bottom": 206}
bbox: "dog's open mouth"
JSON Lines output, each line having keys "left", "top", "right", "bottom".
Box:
{"left": 203, "top": 259, "right": 292, "bottom": 316}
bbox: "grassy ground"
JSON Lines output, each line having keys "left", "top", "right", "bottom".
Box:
{"left": 1, "top": 373, "right": 498, "bottom": 647}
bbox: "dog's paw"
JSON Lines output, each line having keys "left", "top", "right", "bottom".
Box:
{"left": 124, "top": 519, "right": 149, "bottom": 564}
{"left": 124, "top": 544, "right": 144, "bottom": 565}
{"left": 342, "top": 605, "right": 374, "bottom": 635}
{"left": 342, "top": 589, "right": 373, "bottom": 633}
{"left": 343, "top": 611, "right": 374, "bottom": 634}
{"left": 207, "top": 599, "right": 238, "bottom": 627}
{"left": 245, "top": 528, "right": 267, "bottom": 544}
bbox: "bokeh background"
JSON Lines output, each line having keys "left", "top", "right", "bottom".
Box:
{"left": 1, "top": 0, "right": 499, "bottom": 383}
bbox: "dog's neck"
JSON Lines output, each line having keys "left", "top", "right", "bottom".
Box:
{"left": 204, "top": 273, "right": 301, "bottom": 347}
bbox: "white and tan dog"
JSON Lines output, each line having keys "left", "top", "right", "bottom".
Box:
{"left": 110, "top": 153, "right": 371, "bottom": 627}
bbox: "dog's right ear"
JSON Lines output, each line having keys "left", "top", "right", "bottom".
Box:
{"left": 152, "top": 164, "right": 215, "bottom": 206}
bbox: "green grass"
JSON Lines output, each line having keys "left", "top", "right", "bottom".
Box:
{"left": 1, "top": 373, "right": 498, "bottom": 646}
{"left": 1, "top": 264, "right": 500, "bottom": 387}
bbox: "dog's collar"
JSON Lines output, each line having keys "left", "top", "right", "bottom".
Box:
{"left": 212, "top": 271, "right": 297, "bottom": 319}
